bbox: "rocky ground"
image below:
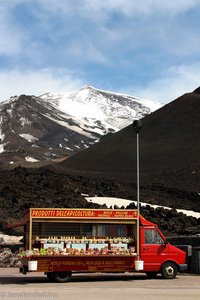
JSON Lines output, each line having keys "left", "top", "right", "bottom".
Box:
{"left": 0, "top": 167, "right": 199, "bottom": 237}
{"left": 0, "top": 247, "right": 21, "bottom": 268}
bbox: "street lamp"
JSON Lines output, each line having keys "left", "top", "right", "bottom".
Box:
{"left": 133, "top": 120, "right": 142, "bottom": 212}
{"left": 133, "top": 119, "right": 142, "bottom": 258}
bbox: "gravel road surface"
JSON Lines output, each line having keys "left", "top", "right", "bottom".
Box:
{"left": 0, "top": 268, "right": 199, "bottom": 300}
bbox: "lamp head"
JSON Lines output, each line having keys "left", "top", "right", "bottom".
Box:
{"left": 133, "top": 120, "right": 142, "bottom": 133}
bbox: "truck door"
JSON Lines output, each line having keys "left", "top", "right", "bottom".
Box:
{"left": 140, "top": 228, "right": 169, "bottom": 271}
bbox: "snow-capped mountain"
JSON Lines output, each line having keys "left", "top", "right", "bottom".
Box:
{"left": 0, "top": 86, "right": 162, "bottom": 167}
{"left": 41, "top": 85, "right": 161, "bottom": 131}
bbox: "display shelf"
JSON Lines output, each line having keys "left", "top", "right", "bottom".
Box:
{"left": 32, "top": 235, "right": 136, "bottom": 257}
{"left": 34, "top": 236, "right": 134, "bottom": 244}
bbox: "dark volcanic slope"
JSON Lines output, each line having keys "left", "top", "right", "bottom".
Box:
{"left": 54, "top": 90, "right": 200, "bottom": 194}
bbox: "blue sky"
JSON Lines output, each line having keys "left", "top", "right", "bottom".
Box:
{"left": 0, "top": 0, "right": 200, "bottom": 104}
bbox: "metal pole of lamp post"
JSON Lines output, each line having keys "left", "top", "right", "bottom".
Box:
{"left": 133, "top": 120, "right": 142, "bottom": 258}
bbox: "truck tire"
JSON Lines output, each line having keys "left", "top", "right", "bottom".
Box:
{"left": 46, "top": 272, "right": 55, "bottom": 282}
{"left": 54, "top": 271, "right": 72, "bottom": 283}
{"left": 161, "top": 262, "right": 177, "bottom": 279}
{"left": 146, "top": 272, "right": 158, "bottom": 279}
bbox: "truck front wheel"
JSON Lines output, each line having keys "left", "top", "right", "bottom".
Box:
{"left": 54, "top": 271, "right": 72, "bottom": 283}
{"left": 161, "top": 262, "right": 177, "bottom": 279}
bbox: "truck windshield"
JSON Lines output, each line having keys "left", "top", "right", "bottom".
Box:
{"left": 144, "top": 230, "right": 165, "bottom": 244}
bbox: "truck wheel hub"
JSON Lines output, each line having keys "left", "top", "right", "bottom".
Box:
{"left": 165, "top": 266, "right": 174, "bottom": 275}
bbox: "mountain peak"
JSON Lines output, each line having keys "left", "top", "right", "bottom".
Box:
{"left": 0, "top": 87, "right": 162, "bottom": 167}
{"left": 80, "top": 85, "right": 94, "bottom": 90}
{"left": 41, "top": 86, "right": 162, "bottom": 130}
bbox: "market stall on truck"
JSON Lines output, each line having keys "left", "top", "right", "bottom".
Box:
{"left": 8, "top": 208, "right": 187, "bottom": 282}
{"left": 16, "top": 208, "right": 139, "bottom": 281}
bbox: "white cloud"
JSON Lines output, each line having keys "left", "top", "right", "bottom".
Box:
{"left": 1, "top": 0, "right": 199, "bottom": 62}
{"left": 128, "top": 64, "right": 200, "bottom": 103}
{"left": 66, "top": 41, "right": 108, "bottom": 64}
{"left": 34, "top": 0, "right": 200, "bottom": 17}
{"left": 0, "top": 64, "right": 199, "bottom": 106}
{"left": 0, "top": 69, "right": 84, "bottom": 101}
{"left": 0, "top": 0, "right": 199, "bottom": 105}
{"left": 104, "top": 0, "right": 200, "bottom": 16}
{"left": 0, "top": 5, "right": 24, "bottom": 55}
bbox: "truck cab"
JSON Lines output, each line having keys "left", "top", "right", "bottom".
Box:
{"left": 140, "top": 216, "right": 187, "bottom": 278}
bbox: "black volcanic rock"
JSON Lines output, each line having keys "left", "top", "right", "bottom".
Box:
{"left": 0, "top": 167, "right": 199, "bottom": 238}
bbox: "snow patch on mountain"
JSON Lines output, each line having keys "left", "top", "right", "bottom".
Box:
{"left": 0, "top": 144, "right": 6, "bottom": 153}
{"left": 20, "top": 117, "right": 32, "bottom": 126}
{"left": 25, "top": 156, "right": 39, "bottom": 162}
{"left": 19, "top": 134, "right": 38, "bottom": 142}
{"left": 85, "top": 196, "right": 200, "bottom": 219}
{"left": 41, "top": 112, "right": 98, "bottom": 138}
{"left": 40, "top": 85, "right": 162, "bottom": 132}
{"left": 0, "top": 232, "right": 23, "bottom": 244}
{"left": 61, "top": 99, "right": 104, "bottom": 120}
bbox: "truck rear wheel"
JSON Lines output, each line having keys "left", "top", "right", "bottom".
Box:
{"left": 161, "top": 262, "right": 177, "bottom": 279}
{"left": 46, "top": 272, "right": 55, "bottom": 282}
{"left": 54, "top": 271, "right": 72, "bottom": 283}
